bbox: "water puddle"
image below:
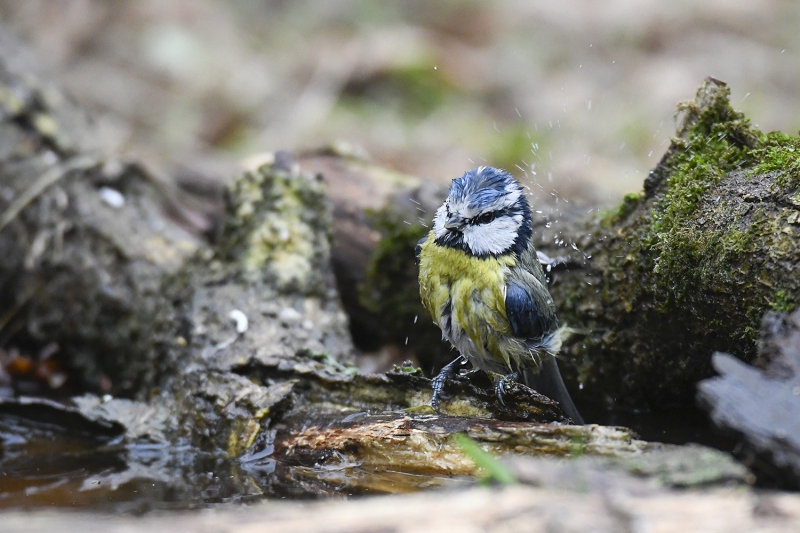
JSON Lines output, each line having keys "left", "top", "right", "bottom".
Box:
{"left": 0, "top": 392, "right": 732, "bottom": 511}
{"left": 0, "top": 408, "right": 458, "bottom": 511}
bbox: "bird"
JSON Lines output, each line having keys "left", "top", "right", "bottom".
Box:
{"left": 416, "top": 166, "right": 583, "bottom": 424}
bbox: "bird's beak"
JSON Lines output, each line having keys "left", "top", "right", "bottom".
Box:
{"left": 444, "top": 215, "right": 464, "bottom": 231}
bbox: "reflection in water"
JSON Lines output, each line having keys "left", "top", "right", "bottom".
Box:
{"left": 0, "top": 411, "right": 458, "bottom": 511}
{"left": 0, "top": 413, "right": 256, "bottom": 511}
{"left": 2, "top": 398, "right": 730, "bottom": 511}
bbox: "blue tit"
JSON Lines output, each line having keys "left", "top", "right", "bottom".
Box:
{"left": 416, "top": 166, "right": 583, "bottom": 424}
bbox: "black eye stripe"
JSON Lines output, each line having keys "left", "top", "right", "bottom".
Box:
{"left": 467, "top": 210, "right": 504, "bottom": 225}
{"left": 473, "top": 212, "right": 495, "bottom": 224}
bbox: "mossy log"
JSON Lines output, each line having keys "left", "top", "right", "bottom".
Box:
{"left": 547, "top": 77, "right": 800, "bottom": 408}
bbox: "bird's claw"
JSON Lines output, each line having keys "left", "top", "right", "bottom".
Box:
{"left": 494, "top": 372, "right": 520, "bottom": 407}
{"left": 431, "top": 376, "right": 450, "bottom": 413}
{"left": 430, "top": 355, "right": 465, "bottom": 413}
{"left": 494, "top": 378, "right": 508, "bottom": 406}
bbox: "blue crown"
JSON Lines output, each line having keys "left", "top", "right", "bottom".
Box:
{"left": 449, "top": 167, "right": 520, "bottom": 210}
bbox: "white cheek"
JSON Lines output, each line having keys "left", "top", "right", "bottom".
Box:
{"left": 433, "top": 204, "right": 448, "bottom": 238}
{"left": 462, "top": 215, "right": 522, "bottom": 255}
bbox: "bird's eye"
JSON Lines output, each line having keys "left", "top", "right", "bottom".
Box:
{"left": 474, "top": 212, "right": 496, "bottom": 225}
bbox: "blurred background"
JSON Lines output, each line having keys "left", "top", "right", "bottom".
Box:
{"left": 1, "top": 0, "right": 799, "bottom": 205}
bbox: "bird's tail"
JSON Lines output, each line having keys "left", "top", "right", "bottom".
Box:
{"left": 523, "top": 359, "right": 583, "bottom": 424}
{"left": 523, "top": 325, "right": 584, "bottom": 424}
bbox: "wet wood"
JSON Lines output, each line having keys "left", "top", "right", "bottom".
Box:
{"left": 273, "top": 413, "right": 645, "bottom": 478}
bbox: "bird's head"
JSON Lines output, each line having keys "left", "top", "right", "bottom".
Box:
{"left": 433, "top": 167, "right": 532, "bottom": 258}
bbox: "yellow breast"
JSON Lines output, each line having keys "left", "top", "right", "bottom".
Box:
{"left": 417, "top": 233, "right": 518, "bottom": 367}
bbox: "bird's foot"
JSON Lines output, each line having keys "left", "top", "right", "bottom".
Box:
{"left": 494, "top": 371, "right": 521, "bottom": 406}
{"left": 431, "top": 355, "right": 466, "bottom": 413}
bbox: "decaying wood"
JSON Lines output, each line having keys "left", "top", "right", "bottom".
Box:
{"left": 295, "top": 146, "right": 445, "bottom": 356}
{"left": 273, "top": 414, "right": 644, "bottom": 476}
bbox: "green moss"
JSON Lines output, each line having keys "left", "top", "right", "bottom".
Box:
{"left": 392, "top": 362, "right": 424, "bottom": 375}
{"left": 749, "top": 131, "right": 800, "bottom": 189}
{"left": 601, "top": 192, "right": 642, "bottom": 227}
{"left": 646, "top": 97, "right": 756, "bottom": 244}
{"left": 625, "top": 84, "right": 760, "bottom": 307}
{"left": 769, "top": 290, "right": 796, "bottom": 313}
{"left": 558, "top": 79, "right": 800, "bottom": 407}
{"left": 311, "top": 351, "right": 359, "bottom": 376}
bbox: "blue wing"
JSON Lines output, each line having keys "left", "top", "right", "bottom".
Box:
{"left": 505, "top": 282, "right": 547, "bottom": 340}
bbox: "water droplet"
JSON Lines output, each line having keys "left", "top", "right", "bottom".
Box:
{"left": 587, "top": 99, "right": 592, "bottom": 110}
{"left": 434, "top": 65, "right": 438, "bottom": 70}
{"left": 413, "top": 315, "right": 418, "bottom": 324}
{"left": 405, "top": 337, "right": 409, "bottom": 345}
{"left": 648, "top": 150, "right": 653, "bottom": 156}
